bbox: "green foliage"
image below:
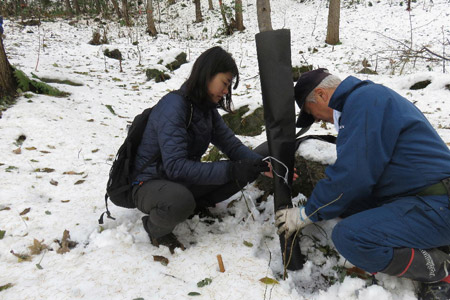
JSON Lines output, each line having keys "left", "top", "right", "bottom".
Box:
{"left": 197, "top": 278, "right": 212, "bottom": 288}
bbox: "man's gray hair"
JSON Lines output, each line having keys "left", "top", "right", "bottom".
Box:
{"left": 305, "top": 74, "right": 342, "bottom": 103}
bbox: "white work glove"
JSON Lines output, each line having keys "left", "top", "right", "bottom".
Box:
{"left": 275, "top": 206, "right": 313, "bottom": 239}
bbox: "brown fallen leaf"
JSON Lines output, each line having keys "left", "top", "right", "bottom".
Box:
{"left": 153, "top": 255, "right": 169, "bottom": 266}
{"left": 50, "top": 179, "right": 58, "bottom": 186}
{"left": 35, "top": 168, "right": 55, "bottom": 173}
{"left": 61, "top": 200, "right": 70, "bottom": 203}
{"left": 47, "top": 145, "right": 56, "bottom": 149}
{"left": 28, "top": 239, "right": 49, "bottom": 255}
{"left": 63, "top": 171, "right": 84, "bottom": 175}
{"left": 25, "top": 147, "right": 37, "bottom": 151}
{"left": 56, "top": 230, "right": 77, "bottom": 254}
{"left": 0, "top": 206, "right": 11, "bottom": 211}
{"left": 19, "top": 208, "right": 31, "bottom": 215}
{"left": 91, "top": 149, "right": 99, "bottom": 153}
{"left": 74, "top": 180, "right": 85, "bottom": 185}
{"left": 13, "top": 148, "right": 21, "bottom": 154}
{"left": 40, "top": 150, "right": 51, "bottom": 154}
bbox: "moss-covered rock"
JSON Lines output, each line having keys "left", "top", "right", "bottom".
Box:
{"left": 13, "top": 67, "right": 70, "bottom": 97}
{"left": 357, "top": 67, "right": 377, "bottom": 75}
{"left": 292, "top": 65, "right": 313, "bottom": 82}
{"left": 222, "top": 105, "right": 265, "bottom": 137}
{"left": 410, "top": 80, "right": 431, "bottom": 90}
{"left": 202, "top": 146, "right": 227, "bottom": 162}
{"left": 104, "top": 49, "right": 122, "bottom": 60}
{"left": 165, "top": 52, "right": 187, "bottom": 71}
{"left": 145, "top": 69, "right": 171, "bottom": 82}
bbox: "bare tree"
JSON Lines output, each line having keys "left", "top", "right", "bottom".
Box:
{"left": 73, "top": 0, "right": 81, "bottom": 15}
{"left": 0, "top": 37, "right": 17, "bottom": 101}
{"left": 219, "top": 0, "right": 232, "bottom": 35}
{"left": 111, "top": 0, "right": 122, "bottom": 18}
{"left": 256, "top": 0, "right": 272, "bottom": 32}
{"left": 122, "top": 0, "right": 131, "bottom": 26}
{"left": 94, "top": 0, "right": 102, "bottom": 14}
{"left": 194, "top": 0, "right": 203, "bottom": 23}
{"left": 146, "top": 0, "right": 157, "bottom": 36}
{"left": 208, "top": 0, "right": 213, "bottom": 10}
{"left": 325, "top": 0, "right": 340, "bottom": 45}
{"left": 64, "top": 0, "right": 73, "bottom": 16}
{"left": 235, "top": 0, "right": 244, "bottom": 31}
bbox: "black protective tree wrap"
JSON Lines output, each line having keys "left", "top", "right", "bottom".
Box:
{"left": 255, "top": 29, "right": 306, "bottom": 271}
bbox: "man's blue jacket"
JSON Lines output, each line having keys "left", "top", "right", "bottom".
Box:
{"left": 133, "top": 90, "right": 261, "bottom": 185}
{"left": 306, "top": 76, "right": 450, "bottom": 222}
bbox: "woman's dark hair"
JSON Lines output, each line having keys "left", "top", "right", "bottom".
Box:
{"left": 185, "top": 46, "right": 239, "bottom": 113}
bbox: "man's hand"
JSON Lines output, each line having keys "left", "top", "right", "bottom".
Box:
{"left": 275, "top": 206, "right": 313, "bottom": 238}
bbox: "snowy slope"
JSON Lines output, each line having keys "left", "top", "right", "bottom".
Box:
{"left": 0, "top": 0, "right": 449, "bottom": 299}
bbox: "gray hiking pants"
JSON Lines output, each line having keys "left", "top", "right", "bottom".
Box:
{"left": 132, "top": 178, "right": 250, "bottom": 239}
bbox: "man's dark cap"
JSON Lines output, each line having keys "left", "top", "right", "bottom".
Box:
{"left": 294, "top": 68, "right": 331, "bottom": 128}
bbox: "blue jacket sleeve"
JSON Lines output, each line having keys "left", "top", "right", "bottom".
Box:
{"left": 305, "top": 86, "right": 402, "bottom": 222}
{"left": 152, "top": 95, "right": 232, "bottom": 185}
{"left": 210, "top": 109, "right": 262, "bottom": 161}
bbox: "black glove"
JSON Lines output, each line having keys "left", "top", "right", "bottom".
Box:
{"left": 230, "top": 159, "right": 269, "bottom": 184}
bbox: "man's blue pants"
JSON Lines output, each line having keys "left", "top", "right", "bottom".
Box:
{"left": 331, "top": 195, "right": 450, "bottom": 273}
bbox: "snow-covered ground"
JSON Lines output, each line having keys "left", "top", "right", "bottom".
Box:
{"left": 1, "top": 0, "right": 449, "bottom": 299}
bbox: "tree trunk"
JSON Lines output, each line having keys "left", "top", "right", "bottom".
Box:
{"left": 65, "top": 0, "right": 73, "bottom": 16}
{"left": 72, "top": 0, "right": 81, "bottom": 14}
{"left": 194, "top": 0, "right": 203, "bottom": 23}
{"left": 235, "top": 0, "right": 244, "bottom": 31}
{"left": 219, "top": 0, "right": 231, "bottom": 35}
{"left": 111, "top": 0, "right": 122, "bottom": 18}
{"left": 168, "top": 0, "right": 175, "bottom": 5}
{"left": 0, "top": 38, "right": 17, "bottom": 100}
{"left": 95, "top": 0, "right": 102, "bottom": 14}
{"left": 325, "top": 0, "right": 340, "bottom": 45}
{"left": 256, "top": 0, "right": 272, "bottom": 32}
{"left": 122, "top": 0, "right": 131, "bottom": 26}
{"left": 146, "top": 0, "right": 157, "bottom": 36}
{"left": 208, "top": 0, "right": 213, "bottom": 10}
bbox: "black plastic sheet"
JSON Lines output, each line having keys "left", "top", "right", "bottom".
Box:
{"left": 255, "top": 29, "right": 306, "bottom": 271}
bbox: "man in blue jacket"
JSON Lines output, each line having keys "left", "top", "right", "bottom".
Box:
{"left": 275, "top": 68, "right": 450, "bottom": 300}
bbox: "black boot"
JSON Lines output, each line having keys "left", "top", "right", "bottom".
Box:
{"left": 419, "top": 281, "right": 450, "bottom": 300}
{"left": 382, "top": 248, "right": 450, "bottom": 300}
{"left": 382, "top": 248, "right": 450, "bottom": 283}
{"left": 141, "top": 216, "right": 185, "bottom": 254}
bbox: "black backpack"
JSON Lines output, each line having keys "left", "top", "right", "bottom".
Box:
{"left": 99, "top": 90, "right": 193, "bottom": 224}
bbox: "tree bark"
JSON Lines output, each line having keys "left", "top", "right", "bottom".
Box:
{"left": 325, "top": 0, "right": 340, "bottom": 45}
{"left": 194, "top": 0, "right": 203, "bottom": 23}
{"left": 0, "top": 37, "right": 17, "bottom": 100}
{"left": 235, "top": 0, "right": 244, "bottom": 31}
{"left": 219, "top": 0, "right": 231, "bottom": 35}
{"left": 146, "top": 0, "right": 157, "bottom": 36}
{"left": 95, "top": 0, "right": 102, "bottom": 14}
{"left": 256, "top": 0, "right": 272, "bottom": 32}
{"left": 208, "top": 0, "right": 213, "bottom": 10}
{"left": 65, "top": 0, "right": 73, "bottom": 16}
{"left": 72, "top": 0, "right": 81, "bottom": 14}
{"left": 111, "top": 0, "right": 122, "bottom": 18}
{"left": 121, "top": 0, "right": 131, "bottom": 26}
{"left": 168, "top": 0, "right": 175, "bottom": 5}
